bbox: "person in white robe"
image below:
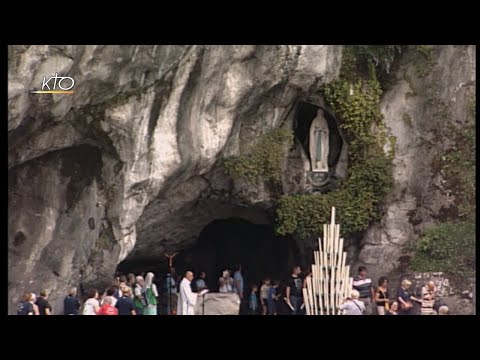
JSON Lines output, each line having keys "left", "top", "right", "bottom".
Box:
{"left": 177, "top": 271, "right": 197, "bottom": 315}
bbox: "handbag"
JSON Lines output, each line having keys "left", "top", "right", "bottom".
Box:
{"left": 400, "top": 301, "right": 412, "bottom": 310}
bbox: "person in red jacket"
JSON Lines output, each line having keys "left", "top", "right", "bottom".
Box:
{"left": 97, "top": 296, "right": 118, "bottom": 315}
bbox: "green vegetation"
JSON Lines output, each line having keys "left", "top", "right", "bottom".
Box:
{"left": 414, "top": 45, "right": 435, "bottom": 78}
{"left": 276, "top": 46, "right": 396, "bottom": 238}
{"left": 439, "top": 123, "right": 476, "bottom": 221}
{"left": 96, "top": 231, "right": 113, "bottom": 251}
{"left": 341, "top": 45, "right": 402, "bottom": 82}
{"left": 410, "top": 222, "right": 475, "bottom": 280}
{"left": 224, "top": 127, "right": 294, "bottom": 184}
{"left": 468, "top": 96, "right": 475, "bottom": 118}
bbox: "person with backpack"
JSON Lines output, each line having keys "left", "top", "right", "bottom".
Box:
{"left": 133, "top": 276, "right": 147, "bottom": 315}
{"left": 17, "top": 293, "right": 34, "bottom": 315}
{"left": 144, "top": 272, "right": 159, "bottom": 315}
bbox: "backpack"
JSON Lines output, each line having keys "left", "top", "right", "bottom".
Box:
{"left": 17, "top": 301, "right": 32, "bottom": 315}
{"left": 145, "top": 286, "right": 157, "bottom": 306}
{"left": 133, "top": 285, "right": 147, "bottom": 309}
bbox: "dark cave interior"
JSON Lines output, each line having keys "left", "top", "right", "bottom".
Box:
{"left": 117, "top": 217, "right": 299, "bottom": 291}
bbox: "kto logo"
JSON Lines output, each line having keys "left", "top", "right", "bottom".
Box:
{"left": 31, "top": 73, "right": 75, "bottom": 94}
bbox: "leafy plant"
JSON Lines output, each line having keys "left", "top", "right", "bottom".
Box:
{"left": 224, "top": 127, "right": 294, "bottom": 184}
{"left": 276, "top": 74, "right": 394, "bottom": 238}
{"left": 434, "top": 123, "right": 475, "bottom": 221}
{"left": 410, "top": 222, "right": 475, "bottom": 280}
{"left": 342, "top": 45, "right": 402, "bottom": 82}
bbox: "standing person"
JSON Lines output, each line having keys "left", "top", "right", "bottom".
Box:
{"left": 17, "top": 293, "right": 34, "bottom": 315}
{"left": 260, "top": 278, "right": 271, "bottom": 315}
{"left": 101, "top": 287, "right": 117, "bottom": 307}
{"left": 233, "top": 264, "right": 244, "bottom": 300}
{"left": 64, "top": 287, "right": 81, "bottom": 315}
{"left": 30, "top": 293, "right": 40, "bottom": 315}
{"left": 352, "top": 266, "right": 375, "bottom": 315}
{"left": 397, "top": 279, "right": 419, "bottom": 315}
{"left": 97, "top": 296, "right": 118, "bottom": 315}
{"left": 83, "top": 289, "right": 100, "bottom": 315}
{"left": 164, "top": 269, "right": 178, "bottom": 315}
{"left": 144, "top": 272, "right": 159, "bottom": 315}
{"left": 249, "top": 284, "right": 258, "bottom": 315}
{"left": 420, "top": 281, "right": 437, "bottom": 315}
{"left": 133, "top": 276, "right": 146, "bottom": 315}
{"left": 177, "top": 271, "right": 197, "bottom": 315}
{"left": 219, "top": 270, "right": 234, "bottom": 293}
{"left": 285, "top": 266, "right": 304, "bottom": 315}
{"left": 374, "top": 277, "right": 389, "bottom": 315}
{"left": 196, "top": 271, "right": 208, "bottom": 292}
{"left": 339, "top": 290, "right": 365, "bottom": 315}
{"left": 36, "top": 290, "right": 53, "bottom": 315}
{"left": 114, "top": 276, "right": 127, "bottom": 299}
{"left": 267, "top": 280, "right": 280, "bottom": 315}
{"left": 127, "top": 273, "right": 136, "bottom": 290}
{"left": 115, "top": 288, "right": 136, "bottom": 315}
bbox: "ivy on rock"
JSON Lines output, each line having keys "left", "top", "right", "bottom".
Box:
{"left": 276, "top": 46, "right": 395, "bottom": 238}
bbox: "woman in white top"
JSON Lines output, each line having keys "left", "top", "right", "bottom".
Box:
{"left": 83, "top": 289, "right": 100, "bottom": 315}
{"left": 218, "top": 270, "right": 234, "bottom": 293}
{"left": 143, "top": 272, "right": 159, "bottom": 315}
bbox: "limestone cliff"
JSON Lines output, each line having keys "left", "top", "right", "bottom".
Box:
{"left": 8, "top": 45, "right": 475, "bottom": 314}
{"left": 8, "top": 45, "right": 342, "bottom": 313}
{"left": 356, "top": 45, "right": 475, "bottom": 281}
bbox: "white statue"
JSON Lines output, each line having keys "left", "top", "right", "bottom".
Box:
{"left": 309, "top": 109, "right": 329, "bottom": 172}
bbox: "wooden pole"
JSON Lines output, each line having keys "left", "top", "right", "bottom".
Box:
{"left": 303, "top": 287, "right": 310, "bottom": 315}
{"left": 324, "top": 245, "right": 330, "bottom": 315}
{"left": 305, "top": 206, "right": 353, "bottom": 315}
{"left": 314, "top": 252, "right": 320, "bottom": 315}
{"left": 311, "top": 266, "right": 317, "bottom": 315}
{"left": 335, "top": 249, "right": 342, "bottom": 311}
{"left": 318, "top": 260, "right": 323, "bottom": 315}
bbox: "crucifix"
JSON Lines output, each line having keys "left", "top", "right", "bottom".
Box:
{"left": 164, "top": 252, "right": 177, "bottom": 270}
{"left": 164, "top": 252, "right": 177, "bottom": 315}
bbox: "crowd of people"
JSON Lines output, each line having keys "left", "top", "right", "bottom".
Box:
{"left": 15, "top": 264, "right": 450, "bottom": 315}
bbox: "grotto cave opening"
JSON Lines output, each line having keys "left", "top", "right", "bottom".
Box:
{"left": 116, "top": 217, "right": 299, "bottom": 292}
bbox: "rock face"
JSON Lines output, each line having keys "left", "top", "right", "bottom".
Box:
{"left": 356, "top": 45, "right": 476, "bottom": 281}
{"left": 8, "top": 45, "right": 475, "bottom": 315}
{"left": 8, "top": 45, "right": 342, "bottom": 314}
